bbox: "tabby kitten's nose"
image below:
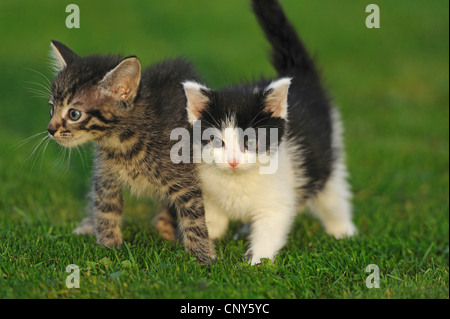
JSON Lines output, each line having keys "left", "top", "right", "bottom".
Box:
{"left": 47, "top": 127, "right": 57, "bottom": 136}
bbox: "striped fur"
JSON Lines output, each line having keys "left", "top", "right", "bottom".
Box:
{"left": 48, "top": 41, "right": 215, "bottom": 264}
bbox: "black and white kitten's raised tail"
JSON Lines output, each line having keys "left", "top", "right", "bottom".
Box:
{"left": 252, "top": 0, "right": 356, "bottom": 238}
{"left": 251, "top": 0, "right": 317, "bottom": 77}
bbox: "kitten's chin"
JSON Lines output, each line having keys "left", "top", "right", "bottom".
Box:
{"left": 52, "top": 135, "right": 90, "bottom": 148}
{"left": 214, "top": 163, "right": 256, "bottom": 174}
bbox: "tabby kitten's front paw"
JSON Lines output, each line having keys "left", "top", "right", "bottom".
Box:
{"left": 196, "top": 248, "right": 217, "bottom": 265}
{"left": 188, "top": 241, "right": 217, "bottom": 265}
{"left": 96, "top": 231, "right": 123, "bottom": 249}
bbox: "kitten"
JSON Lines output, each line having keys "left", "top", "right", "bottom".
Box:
{"left": 47, "top": 41, "right": 215, "bottom": 264}
{"left": 180, "top": 0, "right": 356, "bottom": 265}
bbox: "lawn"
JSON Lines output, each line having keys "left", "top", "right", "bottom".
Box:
{"left": 0, "top": 0, "right": 448, "bottom": 300}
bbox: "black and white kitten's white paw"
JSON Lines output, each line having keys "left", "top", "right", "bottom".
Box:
{"left": 325, "top": 221, "right": 357, "bottom": 239}
{"left": 245, "top": 249, "right": 276, "bottom": 266}
{"left": 72, "top": 216, "right": 95, "bottom": 235}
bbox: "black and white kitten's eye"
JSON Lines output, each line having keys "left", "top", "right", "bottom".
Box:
{"left": 209, "top": 137, "right": 224, "bottom": 148}
{"left": 245, "top": 138, "right": 257, "bottom": 149}
{"left": 68, "top": 108, "right": 82, "bottom": 121}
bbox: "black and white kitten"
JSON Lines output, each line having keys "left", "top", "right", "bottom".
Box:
{"left": 47, "top": 41, "right": 215, "bottom": 263}
{"left": 181, "top": 0, "right": 356, "bottom": 265}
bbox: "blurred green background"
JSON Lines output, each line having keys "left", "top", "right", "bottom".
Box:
{"left": 0, "top": 0, "right": 448, "bottom": 299}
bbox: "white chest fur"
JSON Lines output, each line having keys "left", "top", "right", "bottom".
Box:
{"left": 198, "top": 142, "right": 301, "bottom": 221}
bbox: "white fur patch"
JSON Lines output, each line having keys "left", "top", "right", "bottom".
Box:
{"left": 307, "top": 107, "right": 356, "bottom": 238}
{"left": 199, "top": 139, "right": 301, "bottom": 265}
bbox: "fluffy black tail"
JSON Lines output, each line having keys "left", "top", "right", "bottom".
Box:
{"left": 251, "top": 0, "right": 316, "bottom": 77}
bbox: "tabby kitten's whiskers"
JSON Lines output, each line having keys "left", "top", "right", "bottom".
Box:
{"left": 45, "top": 40, "right": 215, "bottom": 263}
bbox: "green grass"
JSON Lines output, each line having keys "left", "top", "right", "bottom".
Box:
{"left": 0, "top": 0, "right": 448, "bottom": 299}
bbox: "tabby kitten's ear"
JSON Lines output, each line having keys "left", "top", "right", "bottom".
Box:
{"left": 50, "top": 40, "right": 80, "bottom": 71}
{"left": 183, "top": 81, "right": 210, "bottom": 124}
{"left": 99, "top": 57, "right": 141, "bottom": 102}
{"left": 263, "top": 78, "right": 292, "bottom": 119}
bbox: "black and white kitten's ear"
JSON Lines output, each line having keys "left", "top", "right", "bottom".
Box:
{"left": 49, "top": 40, "right": 80, "bottom": 72}
{"left": 183, "top": 81, "right": 211, "bottom": 124}
{"left": 263, "top": 78, "right": 292, "bottom": 119}
{"left": 99, "top": 57, "right": 141, "bottom": 102}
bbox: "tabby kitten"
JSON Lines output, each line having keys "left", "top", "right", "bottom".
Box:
{"left": 47, "top": 41, "right": 215, "bottom": 263}
{"left": 180, "top": 0, "right": 356, "bottom": 265}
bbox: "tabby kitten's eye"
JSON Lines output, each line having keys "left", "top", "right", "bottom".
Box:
{"left": 210, "top": 137, "right": 224, "bottom": 148}
{"left": 68, "top": 108, "right": 82, "bottom": 121}
{"left": 49, "top": 106, "right": 54, "bottom": 119}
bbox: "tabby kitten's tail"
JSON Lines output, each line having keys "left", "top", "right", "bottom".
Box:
{"left": 251, "top": 0, "right": 317, "bottom": 77}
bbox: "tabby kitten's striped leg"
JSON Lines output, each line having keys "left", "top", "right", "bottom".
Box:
{"left": 91, "top": 174, "right": 124, "bottom": 248}
{"left": 152, "top": 204, "right": 178, "bottom": 241}
{"left": 173, "top": 189, "right": 216, "bottom": 264}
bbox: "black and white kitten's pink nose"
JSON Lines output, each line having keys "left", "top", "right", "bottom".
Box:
{"left": 228, "top": 158, "right": 238, "bottom": 168}
{"left": 225, "top": 144, "right": 244, "bottom": 169}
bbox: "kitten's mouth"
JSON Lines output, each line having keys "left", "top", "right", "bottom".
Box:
{"left": 216, "top": 162, "right": 254, "bottom": 174}
{"left": 50, "top": 134, "right": 85, "bottom": 147}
